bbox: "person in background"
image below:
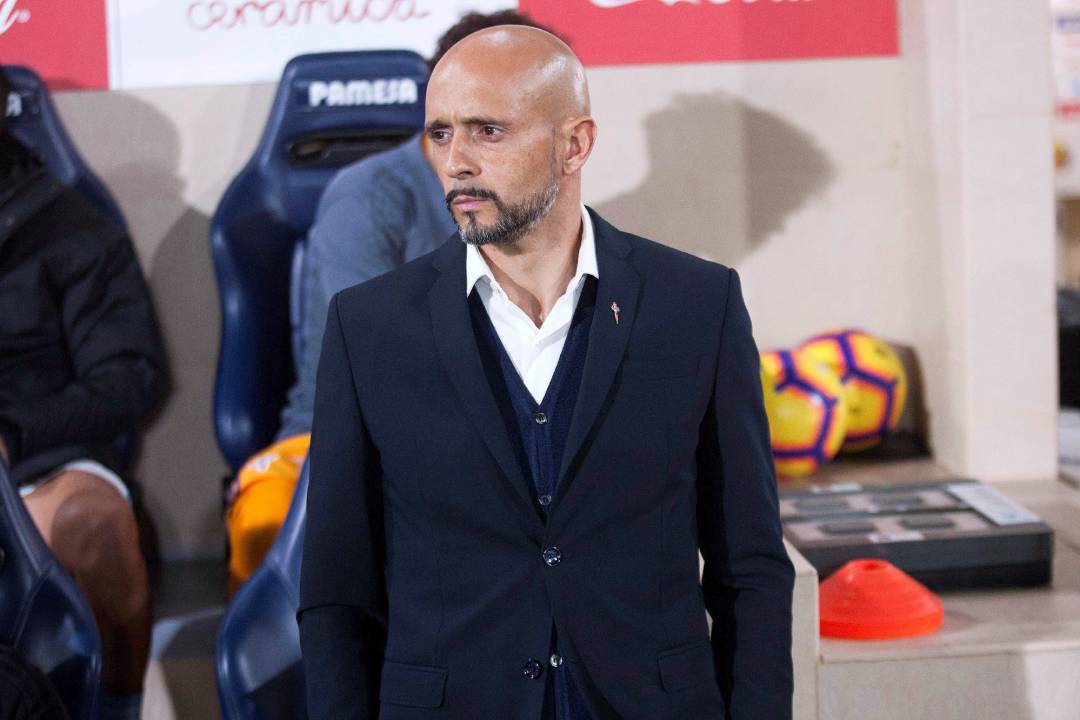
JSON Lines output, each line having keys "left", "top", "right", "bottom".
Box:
{"left": 224, "top": 9, "right": 557, "bottom": 594}
{"left": 0, "top": 67, "right": 168, "bottom": 720}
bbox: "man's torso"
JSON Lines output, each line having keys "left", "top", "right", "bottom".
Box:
{"left": 320, "top": 212, "right": 734, "bottom": 718}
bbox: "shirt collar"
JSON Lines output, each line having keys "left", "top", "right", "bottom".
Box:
{"left": 466, "top": 204, "right": 598, "bottom": 297}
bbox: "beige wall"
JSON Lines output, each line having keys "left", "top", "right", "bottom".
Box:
{"left": 51, "top": 0, "right": 1057, "bottom": 559}
{"left": 52, "top": 85, "right": 274, "bottom": 558}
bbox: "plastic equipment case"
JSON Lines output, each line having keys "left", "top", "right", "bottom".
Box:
{"left": 780, "top": 479, "right": 1053, "bottom": 590}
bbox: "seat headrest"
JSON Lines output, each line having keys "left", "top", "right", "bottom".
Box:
{"left": 248, "top": 50, "right": 429, "bottom": 228}
{"left": 3, "top": 65, "right": 126, "bottom": 231}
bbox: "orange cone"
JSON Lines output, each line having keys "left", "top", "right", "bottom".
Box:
{"left": 819, "top": 559, "right": 944, "bottom": 639}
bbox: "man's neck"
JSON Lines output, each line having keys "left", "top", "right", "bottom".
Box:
{"left": 478, "top": 199, "right": 583, "bottom": 328}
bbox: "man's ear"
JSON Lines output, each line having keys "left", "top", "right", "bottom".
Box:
{"left": 562, "top": 116, "right": 597, "bottom": 176}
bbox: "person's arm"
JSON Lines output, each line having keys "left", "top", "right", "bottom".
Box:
{"left": 298, "top": 294, "right": 387, "bottom": 719}
{"left": 696, "top": 268, "right": 794, "bottom": 720}
{"left": 0, "top": 223, "right": 167, "bottom": 466}
{"left": 278, "top": 184, "right": 405, "bottom": 441}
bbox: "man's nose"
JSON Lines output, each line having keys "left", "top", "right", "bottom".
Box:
{"left": 445, "top": 135, "right": 478, "bottom": 179}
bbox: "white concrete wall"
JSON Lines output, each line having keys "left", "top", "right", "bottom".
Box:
{"left": 50, "top": 0, "right": 1057, "bottom": 559}
{"left": 904, "top": 0, "right": 1057, "bottom": 480}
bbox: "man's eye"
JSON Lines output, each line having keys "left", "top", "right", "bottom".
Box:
{"left": 430, "top": 129, "right": 450, "bottom": 142}
{"left": 480, "top": 126, "right": 502, "bottom": 137}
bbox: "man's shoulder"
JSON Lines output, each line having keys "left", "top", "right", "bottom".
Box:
{"left": 596, "top": 213, "right": 731, "bottom": 286}
{"left": 333, "top": 239, "right": 451, "bottom": 318}
{"left": 630, "top": 233, "right": 729, "bottom": 276}
{"left": 590, "top": 212, "right": 736, "bottom": 321}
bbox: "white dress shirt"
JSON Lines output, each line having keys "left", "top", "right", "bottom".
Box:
{"left": 466, "top": 205, "right": 598, "bottom": 405}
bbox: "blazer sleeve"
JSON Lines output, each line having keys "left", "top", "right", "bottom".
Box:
{"left": 696, "top": 268, "right": 795, "bottom": 720}
{"left": 298, "top": 293, "right": 387, "bottom": 720}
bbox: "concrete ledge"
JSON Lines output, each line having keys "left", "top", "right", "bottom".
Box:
{"left": 789, "top": 539, "right": 820, "bottom": 720}
{"left": 811, "top": 474, "right": 1080, "bottom": 720}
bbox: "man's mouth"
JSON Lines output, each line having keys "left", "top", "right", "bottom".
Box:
{"left": 446, "top": 187, "right": 501, "bottom": 212}
{"left": 451, "top": 195, "right": 489, "bottom": 212}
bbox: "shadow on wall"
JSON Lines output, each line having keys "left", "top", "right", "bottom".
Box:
{"left": 57, "top": 90, "right": 221, "bottom": 559}
{"left": 595, "top": 91, "right": 835, "bottom": 265}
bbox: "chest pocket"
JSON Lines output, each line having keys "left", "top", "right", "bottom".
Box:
{"left": 619, "top": 353, "right": 700, "bottom": 383}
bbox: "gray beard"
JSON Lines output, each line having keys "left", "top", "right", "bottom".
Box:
{"left": 455, "top": 176, "right": 560, "bottom": 247}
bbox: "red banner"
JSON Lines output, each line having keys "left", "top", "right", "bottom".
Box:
{"left": 0, "top": 0, "right": 109, "bottom": 90}
{"left": 518, "top": 0, "right": 899, "bottom": 66}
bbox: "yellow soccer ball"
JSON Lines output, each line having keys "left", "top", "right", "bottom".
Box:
{"left": 760, "top": 349, "right": 848, "bottom": 477}
{"left": 799, "top": 329, "right": 908, "bottom": 452}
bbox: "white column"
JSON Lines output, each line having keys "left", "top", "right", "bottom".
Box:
{"left": 909, "top": 0, "right": 1057, "bottom": 481}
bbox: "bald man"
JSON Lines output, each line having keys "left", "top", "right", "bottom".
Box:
{"left": 298, "top": 26, "right": 794, "bottom": 720}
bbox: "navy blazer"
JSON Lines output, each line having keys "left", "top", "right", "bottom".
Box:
{"left": 298, "top": 209, "right": 795, "bottom": 720}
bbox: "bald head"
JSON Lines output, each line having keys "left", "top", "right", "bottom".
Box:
{"left": 425, "top": 24, "right": 597, "bottom": 249}
{"left": 431, "top": 25, "right": 590, "bottom": 123}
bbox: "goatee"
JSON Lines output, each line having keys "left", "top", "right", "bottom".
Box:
{"left": 446, "top": 177, "right": 559, "bottom": 247}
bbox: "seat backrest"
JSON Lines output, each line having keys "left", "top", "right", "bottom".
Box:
{"left": 211, "top": 51, "right": 428, "bottom": 473}
{"left": 0, "top": 464, "right": 101, "bottom": 720}
{"left": 217, "top": 462, "right": 309, "bottom": 720}
{"left": 4, "top": 65, "right": 126, "bottom": 231}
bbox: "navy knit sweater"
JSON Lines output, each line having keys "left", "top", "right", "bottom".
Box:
{"left": 469, "top": 277, "right": 598, "bottom": 720}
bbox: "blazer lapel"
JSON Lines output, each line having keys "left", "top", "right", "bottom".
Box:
{"left": 555, "top": 209, "right": 640, "bottom": 498}
{"left": 428, "top": 240, "right": 541, "bottom": 525}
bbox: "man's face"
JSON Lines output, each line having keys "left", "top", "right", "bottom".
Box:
{"left": 425, "top": 61, "right": 561, "bottom": 246}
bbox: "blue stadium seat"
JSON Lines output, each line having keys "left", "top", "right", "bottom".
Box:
{"left": 217, "top": 463, "right": 308, "bottom": 720}
{"left": 4, "top": 65, "right": 126, "bottom": 231}
{"left": 0, "top": 462, "right": 101, "bottom": 720}
{"left": 213, "top": 51, "right": 428, "bottom": 719}
{"left": 211, "top": 50, "right": 429, "bottom": 475}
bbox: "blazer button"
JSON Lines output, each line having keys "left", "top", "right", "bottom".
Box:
{"left": 542, "top": 547, "right": 562, "bottom": 567}
{"left": 522, "top": 658, "right": 543, "bottom": 680}
{"left": 534, "top": 412, "right": 548, "bottom": 425}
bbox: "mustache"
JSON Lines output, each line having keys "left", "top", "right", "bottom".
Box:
{"left": 445, "top": 187, "right": 503, "bottom": 207}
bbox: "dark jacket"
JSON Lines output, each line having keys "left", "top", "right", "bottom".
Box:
{"left": 0, "top": 136, "right": 167, "bottom": 485}
{"left": 298, "top": 209, "right": 795, "bottom": 720}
